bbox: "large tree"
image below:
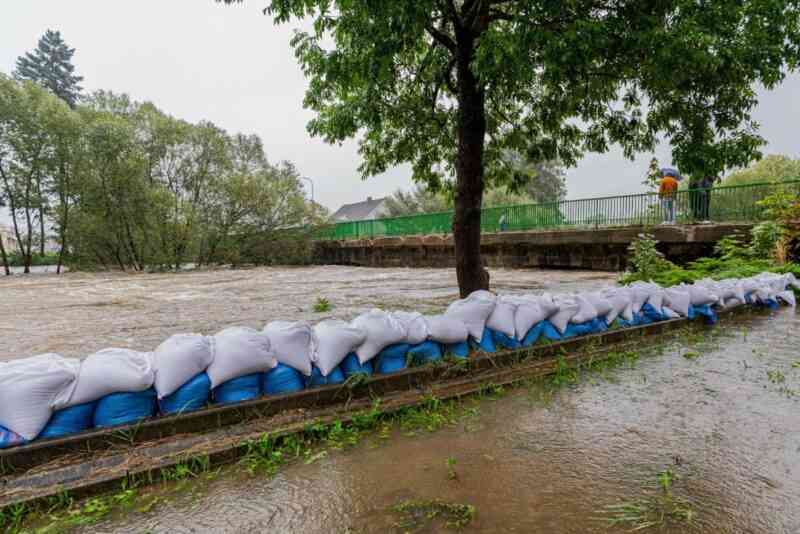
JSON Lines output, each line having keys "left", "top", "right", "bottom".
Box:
{"left": 14, "top": 29, "right": 84, "bottom": 108}
{"left": 222, "top": 0, "right": 800, "bottom": 296}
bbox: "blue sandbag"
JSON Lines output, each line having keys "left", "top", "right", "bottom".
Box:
{"left": 0, "top": 425, "right": 25, "bottom": 449}
{"left": 408, "top": 341, "right": 443, "bottom": 365}
{"left": 375, "top": 343, "right": 411, "bottom": 374}
{"left": 94, "top": 388, "right": 157, "bottom": 428}
{"left": 744, "top": 293, "right": 754, "bottom": 305}
{"left": 591, "top": 317, "right": 609, "bottom": 333}
{"left": 472, "top": 328, "right": 497, "bottom": 353}
{"left": 493, "top": 329, "right": 521, "bottom": 350}
{"left": 39, "top": 402, "right": 96, "bottom": 439}
{"left": 213, "top": 373, "right": 262, "bottom": 405}
{"left": 521, "top": 321, "right": 545, "bottom": 347}
{"left": 563, "top": 321, "right": 594, "bottom": 339}
{"left": 541, "top": 320, "right": 563, "bottom": 341}
{"left": 307, "top": 365, "right": 346, "bottom": 387}
{"left": 262, "top": 363, "right": 306, "bottom": 395}
{"left": 445, "top": 341, "right": 470, "bottom": 359}
{"left": 641, "top": 303, "right": 665, "bottom": 322}
{"left": 692, "top": 303, "right": 718, "bottom": 325}
{"left": 764, "top": 297, "right": 780, "bottom": 311}
{"left": 340, "top": 353, "right": 373, "bottom": 377}
{"left": 159, "top": 373, "right": 210, "bottom": 415}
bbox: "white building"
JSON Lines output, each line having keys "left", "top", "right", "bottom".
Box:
{"left": 330, "top": 196, "right": 388, "bottom": 222}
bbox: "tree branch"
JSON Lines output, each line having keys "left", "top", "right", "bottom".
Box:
{"left": 425, "top": 24, "right": 456, "bottom": 53}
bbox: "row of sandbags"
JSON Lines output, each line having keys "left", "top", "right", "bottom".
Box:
{"left": 0, "top": 272, "right": 796, "bottom": 449}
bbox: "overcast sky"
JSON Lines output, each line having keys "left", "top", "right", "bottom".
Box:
{"left": 2, "top": 0, "right": 799, "bottom": 213}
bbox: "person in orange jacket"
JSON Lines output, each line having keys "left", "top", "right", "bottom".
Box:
{"left": 659, "top": 173, "right": 679, "bottom": 224}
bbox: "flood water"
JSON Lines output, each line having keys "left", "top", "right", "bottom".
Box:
{"left": 0, "top": 266, "right": 614, "bottom": 361}
{"left": 84, "top": 307, "right": 799, "bottom": 534}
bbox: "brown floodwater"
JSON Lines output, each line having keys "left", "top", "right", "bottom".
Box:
{"left": 0, "top": 266, "right": 615, "bottom": 361}
{"left": 81, "top": 306, "right": 799, "bottom": 534}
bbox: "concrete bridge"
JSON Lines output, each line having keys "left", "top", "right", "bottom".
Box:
{"left": 313, "top": 223, "right": 751, "bottom": 271}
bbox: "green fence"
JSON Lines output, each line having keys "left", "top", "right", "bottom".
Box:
{"left": 317, "top": 180, "right": 800, "bottom": 240}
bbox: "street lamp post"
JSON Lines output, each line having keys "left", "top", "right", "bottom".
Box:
{"left": 300, "top": 176, "right": 315, "bottom": 204}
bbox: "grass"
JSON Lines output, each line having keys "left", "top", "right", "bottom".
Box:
{"left": 445, "top": 456, "right": 458, "bottom": 481}
{"left": 312, "top": 296, "right": 332, "bottom": 313}
{"left": 598, "top": 466, "right": 696, "bottom": 531}
{"left": 391, "top": 499, "right": 476, "bottom": 531}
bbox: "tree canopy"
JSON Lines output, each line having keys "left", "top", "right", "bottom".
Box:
{"left": 223, "top": 0, "right": 800, "bottom": 295}
{"left": 722, "top": 154, "right": 800, "bottom": 186}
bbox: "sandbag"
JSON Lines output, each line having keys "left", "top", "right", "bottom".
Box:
{"left": 664, "top": 288, "right": 691, "bottom": 317}
{"left": 391, "top": 311, "right": 429, "bottom": 345}
{"left": 688, "top": 285, "right": 718, "bottom": 306}
{"left": 339, "top": 353, "right": 374, "bottom": 377}
{"left": 264, "top": 321, "right": 315, "bottom": 376}
{"left": 408, "top": 341, "right": 443, "bottom": 364}
{"left": 350, "top": 310, "right": 407, "bottom": 364}
{"left": 473, "top": 328, "right": 497, "bottom": 353}
{"left": 541, "top": 321, "right": 563, "bottom": 341}
{"left": 485, "top": 296, "right": 517, "bottom": 338}
{"left": 375, "top": 343, "right": 411, "bottom": 374}
{"left": 445, "top": 341, "right": 470, "bottom": 359}
{"left": 424, "top": 315, "right": 469, "bottom": 344}
{"left": 152, "top": 334, "right": 214, "bottom": 400}
{"left": 0, "top": 425, "right": 25, "bottom": 449}
{"left": 584, "top": 293, "right": 614, "bottom": 318}
{"left": 629, "top": 287, "right": 650, "bottom": 314}
{"left": 94, "top": 388, "right": 156, "bottom": 428}
{"left": 213, "top": 373, "right": 262, "bottom": 404}
{"left": 777, "top": 290, "right": 796, "bottom": 307}
{"left": 510, "top": 297, "right": 548, "bottom": 342}
{"left": 570, "top": 295, "right": 598, "bottom": 324}
{"left": 549, "top": 298, "right": 580, "bottom": 334}
{"left": 68, "top": 348, "right": 154, "bottom": 407}
{"left": 563, "top": 321, "right": 595, "bottom": 338}
{"left": 314, "top": 320, "right": 366, "bottom": 377}
{"left": 535, "top": 293, "right": 560, "bottom": 318}
{"left": 307, "top": 365, "right": 346, "bottom": 387}
{"left": 493, "top": 329, "right": 521, "bottom": 350}
{"left": 641, "top": 303, "right": 665, "bottom": 322}
{"left": 445, "top": 290, "right": 497, "bottom": 341}
{"left": 602, "top": 290, "right": 633, "bottom": 324}
{"left": 662, "top": 307, "right": 681, "bottom": 319}
{"left": 39, "top": 402, "right": 95, "bottom": 439}
{"left": 159, "top": 372, "right": 210, "bottom": 415}
{"left": 0, "top": 354, "right": 79, "bottom": 440}
{"left": 207, "top": 327, "right": 275, "bottom": 389}
{"left": 520, "top": 321, "right": 545, "bottom": 347}
{"left": 262, "top": 363, "right": 306, "bottom": 395}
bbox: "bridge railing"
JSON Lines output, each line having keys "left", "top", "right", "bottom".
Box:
{"left": 316, "top": 180, "right": 800, "bottom": 240}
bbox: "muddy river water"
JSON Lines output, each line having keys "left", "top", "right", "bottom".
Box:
{"left": 78, "top": 305, "right": 798, "bottom": 533}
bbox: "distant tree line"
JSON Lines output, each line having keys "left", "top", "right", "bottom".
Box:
{"left": 0, "top": 31, "right": 324, "bottom": 275}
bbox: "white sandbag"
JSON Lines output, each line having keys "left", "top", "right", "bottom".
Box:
{"left": 350, "top": 310, "right": 407, "bottom": 364}
{"left": 509, "top": 297, "right": 548, "bottom": 341}
{"left": 601, "top": 289, "right": 634, "bottom": 323}
{"left": 313, "top": 320, "right": 366, "bottom": 376}
{"left": 688, "top": 284, "right": 718, "bottom": 306}
{"left": 777, "top": 290, "right": 796, "bottom": 307}
{"left": 424, "top": 315, "right": 469, "bottom": 344}
{"left": 264, "top": 321, "right": 315, "bottom": 376}
{"left": 444, "top": 290, "right": 497, "bottom": 341}
{"left": 723, "top": 297, "right": 745, "bottom": 309}
{"left": 68, "top": 348, "right": 154, "bottom": 406}
{"left": 786, "top": 272, "right": 800, "bottom": 291}
{"left": 207, "top": 327, "right": 275, "bottom": 388}
{"left": 570, "top": 295, "right": 598, "bottom": 324}
{"left": 647, "top": 289, "right": 665, "bottom": 311}
{"left": 0, "top": 354, "right": 80, "bottom": 440}
{"left": 630, "top": 287, "right": 650, "bottom": 313}
{"left": 663, "top": 288, "right": 691, "bottom": 317}
{"left": 152, "top": 334, "right": 215, "bottom": 399}
{"left": 486, "top": 296, "right": 517, "bottom": 338}
{"left": 391, "top": 311, "right": 429, "bottom": 345}
{"left": 584, "top": 293, "right": 614, "bottom": 318}
{"left": 549, "top": 297, "right": 580, "bottom": 334}
{"left": 536, "top": 293, "right": 560, "bottom": 318}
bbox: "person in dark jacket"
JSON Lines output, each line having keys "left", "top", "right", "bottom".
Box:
{"left": 698, "top": 175, "right": 718, "bottom": 222}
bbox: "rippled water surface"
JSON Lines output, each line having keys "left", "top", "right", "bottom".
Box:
{"left": 85, "top": 307, "right": 799, "bottom": 534}
{"left": 0, "top": 266, "right": 614, "bottom": 361}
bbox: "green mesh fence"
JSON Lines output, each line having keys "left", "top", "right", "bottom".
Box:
{"left": 315, "top": 180, "right": 800, "bottom": 240}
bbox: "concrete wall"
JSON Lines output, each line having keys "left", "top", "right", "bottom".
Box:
{"left": 313, "top": 223, "right": 752, "bottom": 271}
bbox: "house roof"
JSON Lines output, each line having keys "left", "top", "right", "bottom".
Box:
{"left": 331, "top": 197, "right": 387, "bottom": 221}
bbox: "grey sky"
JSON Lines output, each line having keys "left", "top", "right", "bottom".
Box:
{"left": 1, "top": 0, "right": 799, "bottom": 214}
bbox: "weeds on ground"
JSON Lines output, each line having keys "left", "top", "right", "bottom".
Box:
{"left": 392, "top": 499, "right": 476, "bottom": 531}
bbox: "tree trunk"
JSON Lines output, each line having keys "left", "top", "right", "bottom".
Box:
{"left": 453, "top": 34, "right": 489, "bottom": 298}
{"left": 0, "top": 232, "right": 10, "bottom": 276}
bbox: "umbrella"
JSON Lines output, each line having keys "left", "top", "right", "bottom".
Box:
{"left": 660, "top": 167, "right": 683, "bottom": 181}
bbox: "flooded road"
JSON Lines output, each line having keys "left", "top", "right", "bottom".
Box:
{"left": 0, "top": 266, "right": 614, "bottom": 361}
{"left": 82, "top": 307, "right": 800, "bottom": 534}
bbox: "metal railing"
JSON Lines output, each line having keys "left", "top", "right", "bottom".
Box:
{"left": 316, "top": 180, "right": 800, "bottom": 240}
